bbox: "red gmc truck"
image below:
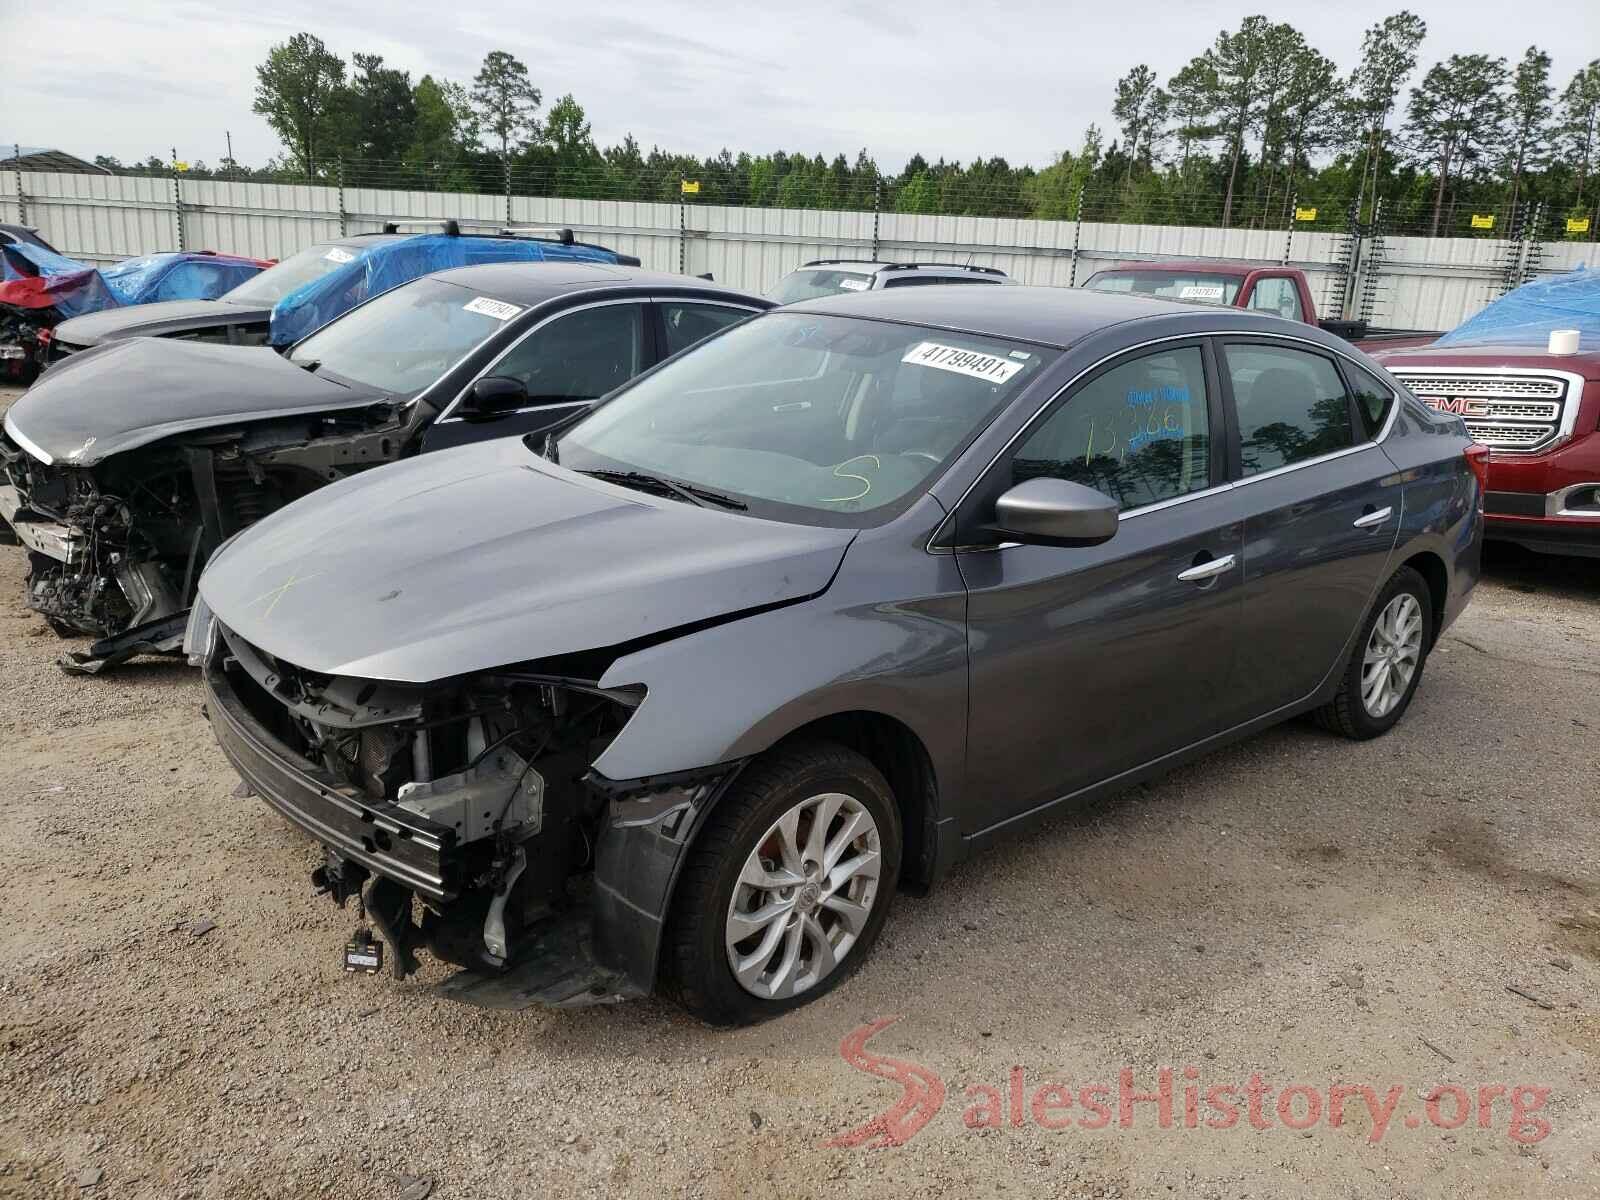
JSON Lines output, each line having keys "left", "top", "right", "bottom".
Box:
{"left": 1370, "top": 338, "right": 1600, "bottom": 559}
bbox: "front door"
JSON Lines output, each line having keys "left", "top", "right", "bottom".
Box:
{"left": 1215, "top": 339, "right": 1402, "bottom": 719}
{"left": 421, "top": 301, "right": 650, "bottom": 453}
{"left": 957, "top": 341, "right": 1244, "bottom": 837}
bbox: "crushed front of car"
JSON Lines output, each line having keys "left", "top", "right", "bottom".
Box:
{"left": 198, "top": 610, "right": 677, "bottom": 1000}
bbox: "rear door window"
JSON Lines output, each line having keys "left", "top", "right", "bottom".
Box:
{"left": 1342, "top": 362, "right": 1397, "bottom": 439}
{"left": 1010, "top": 345, "right": 1212, "bottom": 511}
{"left": 660, "top": 302, "right": 754, "bottom": 357}
{"left": 1223, "top": 344, "right": 1355, "bottom": 475}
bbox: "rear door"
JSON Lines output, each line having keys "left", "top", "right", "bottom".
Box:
{"left": 957, "top": 340, "right": 1244, "bottom": 836}
{"left": 422, "top": 300, "right": 649, "bottom": 452}
{"left": 1215, "top": 338, "right": 1402, "bottom": 721}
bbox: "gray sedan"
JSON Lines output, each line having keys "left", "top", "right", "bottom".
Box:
{"left": 191, "top": 285, "right": 1484, "bottom": 1024}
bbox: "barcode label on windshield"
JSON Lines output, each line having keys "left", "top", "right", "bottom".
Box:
{"left": 1179, "top": 284, "right": 1226, "bottom": 301}
{"left": 902, "top": 341, "right": 1024, "bottom": 384}
{"left": 463, "top": 297, "right": 522, "bottom": 321}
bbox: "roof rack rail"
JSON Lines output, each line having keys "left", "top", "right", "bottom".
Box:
{"left": 800, "top": 258, "right": 883, "bottom": 267}
{"left": 376, "top": 219, "right": 462, "bottom": 236}
{"left": 878, "top": 262, "right": 1005, "bottom": 275}
{"left": 500, "top": 226, "right": 576, "bottom": 245}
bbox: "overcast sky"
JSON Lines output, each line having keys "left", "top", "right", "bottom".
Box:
{"left": 1, "top": 0, "right": 1596, "bottom": 172}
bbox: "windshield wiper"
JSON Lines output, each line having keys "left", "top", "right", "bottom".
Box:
{"left": 577, "top": 469, "right": 747, "bottom": 511}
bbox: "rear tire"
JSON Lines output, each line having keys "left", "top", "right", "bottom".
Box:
{"left": 1314, "top": 565, "right": 1432, "bottom": 740}
{"left": 665, "top": 741, "right": 900, "bottom": 1026}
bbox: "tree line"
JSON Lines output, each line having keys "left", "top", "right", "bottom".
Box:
{"left": 90, "top": 21, "right": 1600, "bottom": 239}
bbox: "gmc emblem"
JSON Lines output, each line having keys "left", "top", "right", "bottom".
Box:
{"left": 1424, "top": 397, "right": 1491, "bottom": 418}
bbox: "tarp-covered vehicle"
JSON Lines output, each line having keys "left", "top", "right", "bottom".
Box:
{"left": 44, "top": 224, "right": 639, "bottom": 363}
{"left": 2, "top": 245, "right": 271, "bottom": 379}
{"left": 0, "top": 262, "right": 767, "bottom": 671}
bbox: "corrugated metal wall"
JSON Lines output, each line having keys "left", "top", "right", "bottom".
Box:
{"left": 9, "top": 170, "right": 1600, "bottom": 329}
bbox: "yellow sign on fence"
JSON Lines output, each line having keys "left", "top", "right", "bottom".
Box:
{"left": 1294, "top": 206, "right": 1318, "bottom": 222}
{"left": 1470, "top": 213, "right": 1495, "bottom": 230}
{"left": 174, "top": 161, "right": 190, "bottom": 173}
{"left": 680, "top": 179, "right": 700, "bottom": 195}
{"left": 1569, "top": 217, "right": 1593, "bottom": 234}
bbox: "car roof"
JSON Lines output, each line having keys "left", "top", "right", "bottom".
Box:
{"left": 1089, "top": 260, "right": 1270, "bottom": 277}
{"left": 426, "top": 262, "right": 758, "bottom": 305}
{"left": 785, "top": 283, "right": 1198, "bottom": 349}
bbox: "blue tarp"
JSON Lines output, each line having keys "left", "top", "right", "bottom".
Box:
{"left": 268, "top": 234, "right": 623, "bottom": 345}
{"left": 1435, "top": 266, "right": 1600, "bottom": 350}
{"left": 0, "top": 243, "right": 113, "bottom": 317}
{"left": 0, "top": 246, "right": 268, "bottom": 318}
{"left": 99, "top": 253, "right": 266, "bottom": 307}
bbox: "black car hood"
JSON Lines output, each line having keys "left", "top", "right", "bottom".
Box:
{"left": 199, "top": 438, "right": 855, "bottom": 683}
{"left": 3, "top": 339, "right": 385, "bottom": 466}
{"left": 51, "top": 299, "right": 267, "bottom": 347}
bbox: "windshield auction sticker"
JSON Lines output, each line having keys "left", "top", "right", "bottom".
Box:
{"left": 322, "top": 247, "right": 356, "bottom": 264}
{"left": 838, "top": 278, "right": 871, "bottom": 291}
{"left": 902, "top": 341, "right": 1024, "bottom": 384}
{"left": 463, "top": 297, "right": 523, "bottom": 321}
{"left": 1179, "top": 284, "right": 1226, "bottom": 301}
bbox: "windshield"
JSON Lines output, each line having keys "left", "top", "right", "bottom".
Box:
{"left": 556, "top": 312, "right": 1055, "bottom": 526}
{"left": 288, "top": 276, "right": 514, "bottom": 393}
{"left": 222, "top": 242, "right": 369, "bottom": 305}
{"left": 769, "top": 269, "right": 875, "bottom": 304}
{"left": 1084, "top": 270, "right": 1242, "bottom": 305}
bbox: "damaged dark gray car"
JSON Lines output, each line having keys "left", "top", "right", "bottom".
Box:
{"left": 0, "top": 263, "right": 767, "bottom": 671}
{"left": 192, "top": 287, "right": 1483, "bottom": 1024}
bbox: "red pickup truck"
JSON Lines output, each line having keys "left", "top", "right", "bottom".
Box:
{"left": 1370, "top": 339, "right": 1600, "bottom": 559}
{"left": 1080, "top": 261, "right": 1435, "bottom": 348}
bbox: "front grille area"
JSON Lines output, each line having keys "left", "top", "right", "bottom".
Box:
{"left": 1391, "top": 370, "right": 1577, "bottom": 454}
{"left": 1396, "top": 374, "right": 1564, "bottom": 399}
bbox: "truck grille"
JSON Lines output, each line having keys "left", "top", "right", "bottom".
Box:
{"left": 1389, "top": 369, "right": 1581, "bottom": 455}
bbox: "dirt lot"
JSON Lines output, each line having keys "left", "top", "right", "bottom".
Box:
{"left": 1, "top": 384, "right": 1598, "bottom": 1199}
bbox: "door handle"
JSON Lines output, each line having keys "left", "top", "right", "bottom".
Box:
{"left": 771, "top": 401, "right": 811, "bottom": 412}
{"left": 1176, "top": 553, "right": 1236, "bottom": 583}
{"left": 1352, "top": 506, "right": 1393, "bottom": 529}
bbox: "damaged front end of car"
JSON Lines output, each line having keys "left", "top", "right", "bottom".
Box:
{"left": 199, "top": 614, "right": 740, "bottom": 1006}
{"left": 0, "top": 401, "right": 408, "bottom": 671}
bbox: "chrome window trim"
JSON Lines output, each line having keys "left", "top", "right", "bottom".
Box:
{"left": 1386, "top": 366, "right": 1586, "bottom": 455}
{"left": 434, "top": 295, "right": 761, "bottom": 425}
{"left": 932, "top": 328, "right": 1399, "bottom": 553}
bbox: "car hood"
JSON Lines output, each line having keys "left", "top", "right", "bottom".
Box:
{"left": 199, "top": 437, "right": 856, "bottom": 683}
{"left": 51, "top": 298, "right": 266, "bottom": 347}
{"left": 3, "top": 338, "right": 386, "bottom": 466}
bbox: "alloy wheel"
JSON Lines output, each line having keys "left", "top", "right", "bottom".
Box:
{"left": 724, "top": 792, "right": 882, "bottom": 1000}
{"left": 1361, "top": 592, "right": 1423, "bottom": 719}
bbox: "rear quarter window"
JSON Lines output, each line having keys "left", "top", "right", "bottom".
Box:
{"left": 1344, "top": 363, "right": 1397, "bottom": 438}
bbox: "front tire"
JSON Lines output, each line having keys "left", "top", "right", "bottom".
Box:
{"left": 665, "top": 741, "right": 901, "bottom": 1025}
{"left": 1314, "top": 565, "right": 1432, "bottom": 740}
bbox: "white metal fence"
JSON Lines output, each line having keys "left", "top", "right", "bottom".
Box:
{"left": 5, "top": 170, "right": 1598, "bottom": 331}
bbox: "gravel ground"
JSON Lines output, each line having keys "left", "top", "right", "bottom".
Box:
{"left": 2, "top": 384, "right": 1598, "bottom": 1198}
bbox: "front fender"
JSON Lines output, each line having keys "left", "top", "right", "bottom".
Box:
{"left": 592, "top": 539, "right": 970, "bottom": 817}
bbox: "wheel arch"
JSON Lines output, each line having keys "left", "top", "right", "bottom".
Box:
{"left": 1397, "top": 548, "right": 1448, "bottom": 647}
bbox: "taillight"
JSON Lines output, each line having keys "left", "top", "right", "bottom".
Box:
{"left": 1463, "top": 444, "right": 1491, "bottom": 499}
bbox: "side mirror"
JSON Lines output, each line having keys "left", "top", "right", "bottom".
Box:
{"left": 991, "top": 478, "right": 1119, "bottom": 547}
{"left": 459, "top": 376, "right": 527, "bottom": 421}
